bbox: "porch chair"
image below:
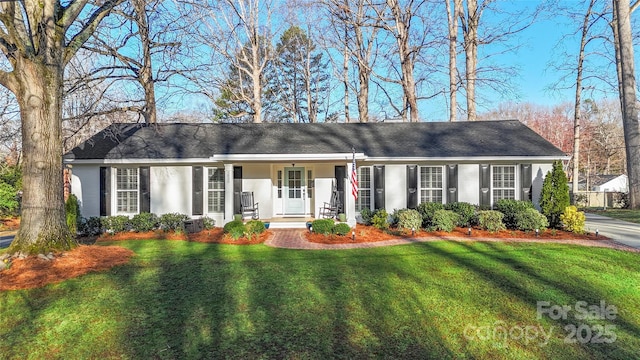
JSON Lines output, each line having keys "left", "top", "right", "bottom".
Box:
{"left": 240, "top": 191, "right": 259, "bottom": 220}
{"left": 321, "top": 190, "right": 342, "bottom": 219}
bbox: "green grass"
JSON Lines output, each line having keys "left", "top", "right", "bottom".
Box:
{"left": 1, "top": 240, "right": 639, "bottom": 359}
{"left": 586, "top": 208, "right": 640, "bottom": 224}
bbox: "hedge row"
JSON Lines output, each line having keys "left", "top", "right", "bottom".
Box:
{"left": 357, "top": 199, "right": 584, "bottom": 234}
{"left": 77, "top": 212, "right": 216, "bottom": 236}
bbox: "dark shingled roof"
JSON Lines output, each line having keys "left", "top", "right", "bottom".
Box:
{"left": 65, "top": 120, "right": 566, "bottom": 160}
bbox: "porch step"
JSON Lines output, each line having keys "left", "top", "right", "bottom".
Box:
{"left": 267, "top": 221, "right": 309, "bottom": 229}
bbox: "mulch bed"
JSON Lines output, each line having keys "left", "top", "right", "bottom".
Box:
{"left": 305, "top": 224, "right": 605, "bottom": 244}
{"left": 0, "top": 217, "right": 20, "bottom": 231}
{"left": 0, "top": 245, "right": 134, "bottom": 291}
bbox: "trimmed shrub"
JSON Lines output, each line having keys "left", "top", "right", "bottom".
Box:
{"left": 444, "top": 202, "right": 477, "bottom": 227}
{"left": 359, "top": 207, "right": 373, "bottom": 225}
{"left": 396, "top": 209, "right": 422, "bottom": 231}
{"left": 417, "top": 202, "right": 444, "bottom": 228}
{"left": 560, "top": 206, "right": 585, "bottom": 234}
{"left": 245, "top": 220, "right": 266, "bottom": 236}
{"left": 372, "top": 209, "right": 389, "bottom": 230}
{"left": 79, "top": 216, "right": 102, "bottom": 236}
{"left": 477, "top": 210, "right": 506, "bottom": 233}
{"left": 514, "top": 208, "right": 548, "bottom": 231}
{"left": 494, "top": 199, "right": 534, "bottom": 229}
{"left": 540, "top": 160, "right": 570, "bottom": 228}
{"left": 65, "top": 194, "right": 81, "bottom": 234}
{"left": 223, "top": 220, "right": 247, "bottom": 240}
{"left": 333, "top": 222, "right": 351, "bottom": 236}
{"left": 131, "top": 212, "right": 158, "bottom": 232}
{"left": 103, "top": 215, "right": 131, "bottom": 233}
{"left": 311, "top": 219, "right": 335, "bottom": 235}
{"left": 202, "top": 216, "right": 216, "bottom": 230}
{"left": 0, "top": 182, "right": 19, "bottom": 217}
{"left": 431, "top": 209, "right": 459, "bottom": 232}
{"left": 159, "top": 213, "right": 189, "bottom": 232}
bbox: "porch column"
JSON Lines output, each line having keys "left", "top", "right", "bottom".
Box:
{"left": 346, "top": 161, "right": 357, "bottom": 227}
{"left": 224, "top": 163, "right": 234, "bottom": 223}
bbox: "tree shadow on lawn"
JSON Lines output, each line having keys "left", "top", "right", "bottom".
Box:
{"left": 415, "top": 241, "right": 640, "bottom": 359}
{"left": 100, "top": 240, "right": 640, "bottom": 359}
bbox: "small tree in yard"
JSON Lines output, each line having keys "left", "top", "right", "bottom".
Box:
{"left": 540, "top": 161, "right": 570, "bottom": 228}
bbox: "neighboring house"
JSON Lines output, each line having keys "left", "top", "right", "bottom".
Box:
{"left": 64, "top": 120, "right": 567, "bottom": 226}
{"left": 579, "top": 174, "right": 628, "bottom": 192}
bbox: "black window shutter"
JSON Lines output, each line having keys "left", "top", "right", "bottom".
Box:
{"left": 406, "top": 165, "right": 418, "bottom": 209}
{"left": 447, "top": 164, "right": 458, "bottom": 203}
{"left": 335, "top": 166, "right": 346, "bottom": 212}
{"left": 479, "top": 164, "right": 490, "bottom": 208}
{"left": 192, "top": 166, "right": 203, "bottom": 215}
{"left": 99, "top": 167, "right": 111, "bottom": 216}
{"left": 139, "top": 166, "right": 151, "bottom": 213}
{"left": 374, "top": 165, "right": 385, "bottom": 210}
{"left": 520, "top": 164, "right": 532, "bottom": 201}
{"left": 233, "top": 166, "right": 242, "bottom": 214}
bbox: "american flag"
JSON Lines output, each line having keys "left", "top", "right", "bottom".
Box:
{"left": 351, "top": 148, "right": 358, "bottom": 200}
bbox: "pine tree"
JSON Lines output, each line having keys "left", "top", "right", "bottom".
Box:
{"left": 540, "top": 161, "right": 571, "bottom": 228}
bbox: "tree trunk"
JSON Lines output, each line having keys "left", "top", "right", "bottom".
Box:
{"left": 357, "top": 65, "right": 369, "bottom": 122}
{"left": 462, "top": 0, "right": 478, "bottom": 121}
{"left": 613, "top": 0, "right": 640, "bottom": 209}
{"left": 343, "top": 27, "right": 350, "bottom": 122}
{"left": 252, "top": 65, "right": 263, "bottom": 123}
{"left": 446, "top": 0, "right": 461, "bottom": 122}
{"left": 134, "top": 0, "right": 157, "bottom": 124}
{"left": 9, "top": 60, "right": 75, "bottom": 254}
{"left": 572, "top": 0, "right": 595, "bottom": 195}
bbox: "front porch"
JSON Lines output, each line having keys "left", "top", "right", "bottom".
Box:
{"left": 218, "top": 158, "right": 360, "bottom": 227}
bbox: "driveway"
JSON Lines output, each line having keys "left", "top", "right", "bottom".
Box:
{"left": 0, "top": 233, "right": 14, "bottom": 249}
{"left": 585, "top": 213, "right": 640, "bottom": 249}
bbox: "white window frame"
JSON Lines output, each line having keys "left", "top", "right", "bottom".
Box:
{"left": 356, "top": 166, "right": 373, "bottom": 212}
{"left": 492, "top": 165, "right": 517, "bottom": 202}
{"left": 114, "top": 167, "right": 139, "bottom": 215}
{"left": 206, "top": 167, "right": 225, "bottom": 213}
{"left": 419, "top": 165, "right": 444, "bottom": 204}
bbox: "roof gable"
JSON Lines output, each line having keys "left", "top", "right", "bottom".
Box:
{"left": 65, "top": 120, "right": 567, "bottom": 161}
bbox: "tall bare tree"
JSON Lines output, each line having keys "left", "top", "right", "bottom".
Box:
{"left": 182, "top": 0, "right": 277, "bottom": 123}
{"left": 0, "top": 0, "right": 124, "bottom": 254}
{"left": 612, "top": 0, "right": 640, "bottom": 208}
{"left": 445, "top": 0, "right": 461, "bottom": 122}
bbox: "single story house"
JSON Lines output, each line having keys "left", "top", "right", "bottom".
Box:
{"left": 578, "top": 174, "right": 628, "bottom": 192}
{"left": 64, "top": 120, "right": 567, "bottom": 227}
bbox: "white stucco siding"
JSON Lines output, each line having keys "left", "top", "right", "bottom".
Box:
{"left": 71, "top": 165, "right": 100, "bottom": 218}
{"left": 531, "top": 163, "right": 553, "bottom": 210}
{"left": 243, "top": 164, "right": 273, "bottom": 219}
{"left": 150, "top": 166, "right": 191, "bottom": 216}
{"left": 456, "top": 164, "right": 479, "bottom": 205}
{"left": 384, "top": 165, "right": 407, "bottom": 211}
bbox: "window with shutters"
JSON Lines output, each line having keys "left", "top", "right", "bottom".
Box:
{"left": 116, "top": 167, "right": 138, "bottom": 213}
{"left": 419, "top": 166, "right": 443, "bottom": 203}
{"left": 492, "top": 165, "right": 516, "bottom": 201}
{"left": 207, "top": 168, "right": 225, "bottom": 213}
{"left": 356, "top": 166, "right": 371, "bottom": 211}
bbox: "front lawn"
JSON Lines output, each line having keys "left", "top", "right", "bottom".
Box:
{"left": 1, "top": 240, "right": 638, "bottom": 359}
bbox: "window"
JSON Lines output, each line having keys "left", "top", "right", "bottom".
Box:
{"left": 493, "top": 165, "right": 516, "bottom": 201}
{"left": 288, "top": 170, "right": 302, "bottom": 198}
{"left": 420, "top": 166, "right": 443, "bottom": 203}
{"left": 356, "top": 167, "right": 371, "bottom": 211}
{"left": 116, "top": 168, "right": 138, "bottom": 213}
{"left": 207, "top": 168, "right": 225, "bottom": 212}
{"left": 307, "top": 169, "right": 313, "bottom": 198}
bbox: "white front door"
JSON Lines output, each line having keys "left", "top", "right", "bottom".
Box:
{"left": 284, "top": 167, "right": 305, "bottom": 214}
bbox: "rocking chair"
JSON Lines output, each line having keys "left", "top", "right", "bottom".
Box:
{"left": 240, "top": 191, "right": 259, "bottom": 220}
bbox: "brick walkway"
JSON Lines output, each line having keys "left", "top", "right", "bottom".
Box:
{"left": 265, "top": 229, "right": 640, "bottom": 252}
